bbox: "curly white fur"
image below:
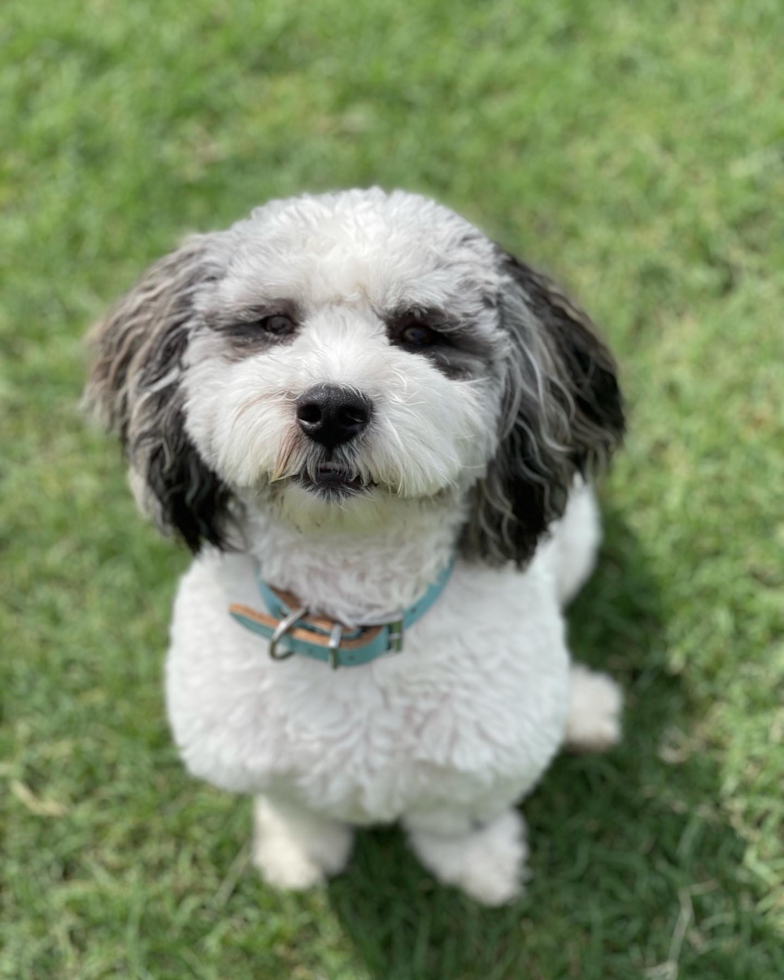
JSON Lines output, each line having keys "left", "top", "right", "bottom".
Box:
{"left": 87, "top": 189, "right": 625, "bottom": 905}
{"left": 166, "top": 483, "right": 621, "bottom": 904}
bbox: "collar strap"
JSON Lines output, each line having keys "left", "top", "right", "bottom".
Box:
{"left": 229, "top": 559, "right": 454, "bottom": 669}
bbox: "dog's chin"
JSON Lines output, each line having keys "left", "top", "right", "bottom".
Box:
{"left": 269, "top": 461, "right": 453, "bottom": 533}
{"left": 261, "top": 451, "right": 466, "bottom": 532}
{"left": 271, "top": 473, "right": 392, "bottom": 533}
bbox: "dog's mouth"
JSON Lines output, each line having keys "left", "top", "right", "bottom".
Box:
{"left": 295, "top": 462, "right": 374, "bottom": 497}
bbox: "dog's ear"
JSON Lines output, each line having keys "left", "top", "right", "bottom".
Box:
{"left": 462, "top": 250, "right": 625, "bottom": 566}
{"left": 84, "top": 235, "right": 234, "bottom": 552}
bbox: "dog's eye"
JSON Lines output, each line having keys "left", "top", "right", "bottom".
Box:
{"left": 260, "top": 314, "right": 296, "bottom": 336}
{"left": 401, "top": 323, "right": 438, "bottom": 348}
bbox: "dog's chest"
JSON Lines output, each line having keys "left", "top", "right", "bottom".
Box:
{"left": 166, "top": 551, "right": 570, "bottom": 824}
{"left": 265, "top": 645, "right": 568, "bottom": 823}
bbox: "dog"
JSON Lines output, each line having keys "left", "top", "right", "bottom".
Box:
{"left": 85, "top": 188, "right": 625, "bottom": 906}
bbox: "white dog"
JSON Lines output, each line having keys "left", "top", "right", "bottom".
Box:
{"left": 86, "top": 188, "right": 625, "bottom": 906}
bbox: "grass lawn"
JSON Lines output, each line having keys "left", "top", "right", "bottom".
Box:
{"left": 2, "top": 1, "right": 783, "bottom": 977}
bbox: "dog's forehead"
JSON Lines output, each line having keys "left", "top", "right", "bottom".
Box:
{"left": 221, "top": 190, "right": 499, "bottom": 310}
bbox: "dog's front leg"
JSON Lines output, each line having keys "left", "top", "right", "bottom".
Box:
{"left": 563, "top": 662, "right": 623, "bottom": 753}
{"left": 252, "top": 796, "right": 354, "bottom": 891}
{"left": 403, "top": 808, "right": 529, "bottom": 907}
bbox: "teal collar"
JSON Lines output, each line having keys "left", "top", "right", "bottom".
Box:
{"left": 229, "top": 559, "right": 454, "bottom": 669}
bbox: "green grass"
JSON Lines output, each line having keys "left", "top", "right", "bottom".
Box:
{"left": 2, "top": 0, "right": 783, "bottom": 976}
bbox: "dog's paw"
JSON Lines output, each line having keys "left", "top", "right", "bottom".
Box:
{"left": 252, "top": 796, "right": 353, "bottom": 892}
{"left": 457, "top": 811, "right": 530, "bottom": 906}
{"left": 408, "top": 809, "right": 529, "bottom": 907}
{"left": 253, "top": 836, "right": 326, "bottom": 891}
{"left": 565, "top": 663, "right": 623, "bottom": 753}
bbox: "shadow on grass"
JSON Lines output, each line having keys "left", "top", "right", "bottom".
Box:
{"left": 327, "top": 508, "right": 782, "bottom": 980}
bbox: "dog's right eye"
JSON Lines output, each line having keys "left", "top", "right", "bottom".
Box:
{"left": 259, "top": 314, "right": 296, "bottom": 336}
{"left": 401, "top": 322, "right": 439, "bottom": 348}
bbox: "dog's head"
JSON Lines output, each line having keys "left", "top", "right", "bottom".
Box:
{"left": 85, "top": 189, "right": 624, "bottom": 564}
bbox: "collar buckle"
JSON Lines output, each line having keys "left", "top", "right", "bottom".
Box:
{"left": 327, "top": 623, "right": 343, "bottom": 670}
{"left": 268, "top": 605, "right": 307, "bottom": 660}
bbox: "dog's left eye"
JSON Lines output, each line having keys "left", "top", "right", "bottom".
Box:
{"left": 259, "top": 314, "right": 296, "bottom": 336}
{"left": 401, "top": 323, "right": 439, "bottom": 348}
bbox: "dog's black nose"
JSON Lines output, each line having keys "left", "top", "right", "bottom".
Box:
{"left": 296, "top": 384, "right": 372, "bottom": 449}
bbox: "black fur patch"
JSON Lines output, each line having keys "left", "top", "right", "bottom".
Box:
{"left": 144, "top": 403, "right": 234, "bottom": 553}
{"left": 86, "top": 236, "right": 237, "bottom": 554}
{"left": 505, "top": 254, "right": 625, "bottom": 468}
{"left": 461, "top": 250, "right": 625, "bottom": 567}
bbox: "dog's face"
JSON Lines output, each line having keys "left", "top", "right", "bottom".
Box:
{"left": 182, "top": 192, "right": 507, "bottom": 531}
{"left": 86, "top": 189, "right": 624, "bottom": 563}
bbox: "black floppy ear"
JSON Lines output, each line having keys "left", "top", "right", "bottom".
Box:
{"left": 84, "top": 235, "right": 234, "bottom": 552}
{"left": 462, "top": 250, "right": 625, "bottom": 567}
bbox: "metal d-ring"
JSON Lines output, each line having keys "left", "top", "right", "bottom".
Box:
{"left": 268, "top": 606, "right": 307, "bottom": 660}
